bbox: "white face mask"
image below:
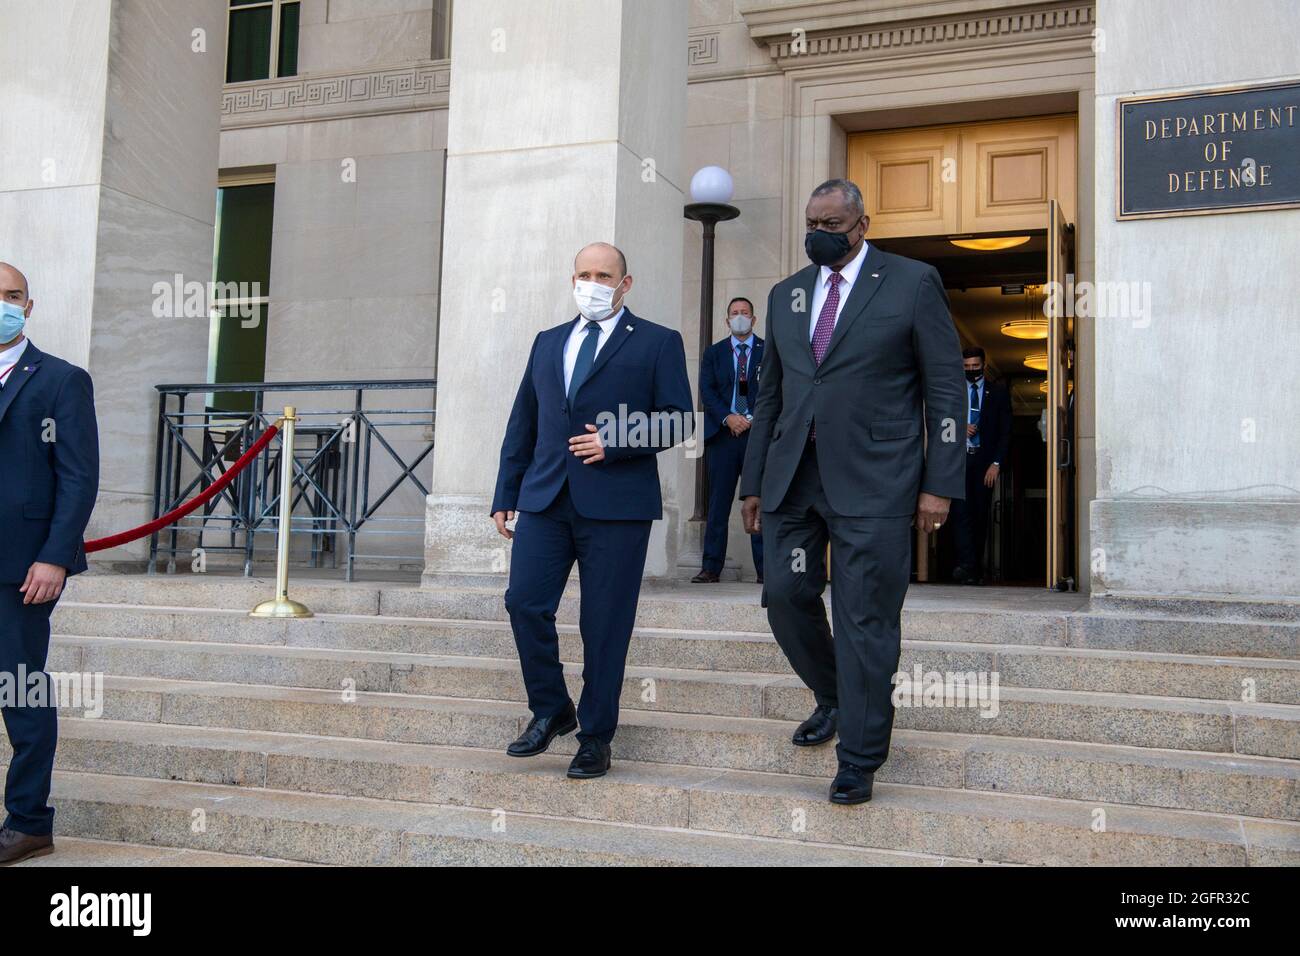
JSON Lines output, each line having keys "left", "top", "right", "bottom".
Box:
{"left": 573, "top": 279, "right": 623, "bottom": 322}
{"left": 728, "top": 315, "right": 753, "bottom": 335}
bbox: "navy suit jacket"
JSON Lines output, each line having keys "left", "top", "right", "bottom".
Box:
{"left": 492, "top": 309, "right": 692, "bottom": 522}
{"left": 699, "top": 335, "right": 764, "bottom": 442}
{"left": 970, "top": 377, "right": 1012, "bottom": 466}
{"left": 0, "top": 341, "right": 100, "bottom": 583}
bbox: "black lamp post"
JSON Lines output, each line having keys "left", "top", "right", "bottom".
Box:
{"left": 684, "top": 179, "right": 740, "bottom": 523}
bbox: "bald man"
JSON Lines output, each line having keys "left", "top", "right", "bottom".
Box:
{"left": 491, "top": 243, "right": 691, "bottom": 779}
{"left": 0, "top": 263, "right": 100, "bottom": 864}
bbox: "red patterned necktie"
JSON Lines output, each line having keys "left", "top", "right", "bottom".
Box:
{"left": 811, "top": 271, "right": 841, "bottom": 365}
{"left": 808, "top": 272, "right": 841, "bottom": 441}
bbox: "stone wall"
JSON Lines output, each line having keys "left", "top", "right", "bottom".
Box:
{"left": 1090, "top": 0, "right": 1300, "bottom": 603}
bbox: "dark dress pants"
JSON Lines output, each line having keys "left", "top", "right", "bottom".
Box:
{"left": 702, "top": 429, "right": 763, "bottom": 576}
{"left": 503, "top": 483, "right": 652, "bottom": 745}
{"left": 0, "top": 586, "right": 59, "bottom": 836}
{"left": 761, "top": 445, "right": 912, "bottom": 771}
{"left": 951, "top": 450, "right": 995, "bottom": 576}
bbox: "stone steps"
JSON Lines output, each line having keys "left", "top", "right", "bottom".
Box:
{"left": 47, "top": 638, "right": 1300, "bottom": 757}
{"left": 25, "top": 676, "right": 1296, "bottom": 818}
{"left": 44, "top": 769, "right": 974, "bottom": 867}
{"left": 33, "top": 575, "right": 1299, "bottom": 865}
{"left": 58, "top": 575, "right": 1300, "bottom": 660}
{"left": 30, "top": 749, "right": 1297, "bottom": 865}
{"left": 48, "top": 619, "right": 1300, "bottom": 704}
{"left": 10, "top": 835, "right": 311, "bottom": 867}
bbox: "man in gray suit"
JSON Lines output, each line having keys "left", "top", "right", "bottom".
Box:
{"left": 740, "top": 179, "right": 965, "bottom": 804}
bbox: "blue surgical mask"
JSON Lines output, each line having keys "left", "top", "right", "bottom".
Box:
{"left": 0, "top": 301, "right": 26, "bottom": 344}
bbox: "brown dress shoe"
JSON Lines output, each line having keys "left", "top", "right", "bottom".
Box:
{"left": 691, "top": 570, "right": 720, "bottom": 583}
{"left": 0, "top": 826, "right": 54, "bottom": 865}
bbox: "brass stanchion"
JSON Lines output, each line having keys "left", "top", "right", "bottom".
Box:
{"left": 250, "top": 405, "right": 314, "bottom": 619}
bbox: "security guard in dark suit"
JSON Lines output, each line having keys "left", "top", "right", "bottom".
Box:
{"left": 951, "top": 346, "right": 1012, "bottom": 585}
{"left": 692, "top": 297, "right": 764, "bottom": 584}
{"left": 0, "top": 262, "right": 100, "bottom": 866}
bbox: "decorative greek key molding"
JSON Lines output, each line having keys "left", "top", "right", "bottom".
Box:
{"left": 746, "top": 1, "right": 1095, "bottom": 67}
{"left": 222, "top": 62, "right": 450, "bottom": 127}
{"left": 687, "top": 32, "right": 720, "bottom": 66}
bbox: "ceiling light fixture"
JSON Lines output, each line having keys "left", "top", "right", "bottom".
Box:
{"left": 949, "top": 236, "right": 1031, "bottom": 251}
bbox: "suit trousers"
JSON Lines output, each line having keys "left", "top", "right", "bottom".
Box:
{"left": 951, "top": 451, "right": 995, "bottom": 575}
{"left": 762, "top": 444, "right": 912, "bottom": 771}
{"left": 0, "top": 586, "right": 59, "bottom": 836}
{"left": 504, "top": 483, "right": 652, "bottom": 745}
{"left": 702, "top": 430, "right": 763, "bottom": 576}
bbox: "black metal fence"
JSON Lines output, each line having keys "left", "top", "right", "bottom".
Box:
{"left": 150, "top": 380, "right": 436, "bottom": 580}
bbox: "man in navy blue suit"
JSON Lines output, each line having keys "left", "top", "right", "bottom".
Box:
{"left": 491, "top": 243, "right": 692, "bottom": 779}
{"left": 692, "top": 297, "right": 764, "bottom": 584}
{"left": 0, "top": 262, "right": 99, "bottom": 865}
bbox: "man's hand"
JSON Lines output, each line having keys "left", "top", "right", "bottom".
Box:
{"left": 20, "top": 562, "right": 67, "bottom": 605}
{"left": 569, "top": 424, "right": 606, "bottom": 464}
{"left": 725, "top": 414, "right": 750, "bottom": 437}
{"left": 741, "top": 496, "right": 762, "bottom": 535}
{"left": 914, "top": 492, "right": 950, "bottom": 535}
{"left": 492, "top": 510, "right": 515, "bottom": 540}
{"left": 966, "top": 423, "right": 978, "bottom": 438}
{"left": 984, "top": 463, "right": 1000, "bottom": 488}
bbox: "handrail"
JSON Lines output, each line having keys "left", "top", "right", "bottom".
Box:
{"left": 149, "top": 378, "right": 436, "bottom": 581}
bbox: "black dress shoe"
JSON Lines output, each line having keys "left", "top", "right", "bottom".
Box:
{"left": 829, "top": 762, "right": 874, "bottom": 805}
{"left": 0, "top": 826, "right": 54, "bottom": 866}
{"left": 566, "top": 739, "right": 612, "bottom": 779}
{"left": 506, "top": 702, "right": 577, "bottom": 757}
{"left": 952, "top": 565, "right": 970, "bottom": 584}
{"left": 791, "top": 705, "right": 838, "bottom": 747}
{"left": 691, "top": 570, "right": 720, "bottom": 583}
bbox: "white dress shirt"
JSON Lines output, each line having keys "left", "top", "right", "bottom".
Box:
{"left": 808, "top": 241, "right": 870, "bottom": 340}
{"left": 0, "top": 336, "right": 29, "bottom": 387}
{"left": 562, "top": 306, "right": 624, "bottom": 392}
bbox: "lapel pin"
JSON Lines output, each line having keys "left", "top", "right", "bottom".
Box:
{"left": 871, "top": 273, "right": 880, "bottom": 278}
{"left": 626, "top": 325, "right": 633, "bottom": 331}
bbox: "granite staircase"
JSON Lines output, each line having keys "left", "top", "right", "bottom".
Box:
{"left": 5, "top": 573, "right": 1298, "bottom": 866}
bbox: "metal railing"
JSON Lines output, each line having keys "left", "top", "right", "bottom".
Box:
{"left": 149, "top": 379, "right": 436, "bottom": 581}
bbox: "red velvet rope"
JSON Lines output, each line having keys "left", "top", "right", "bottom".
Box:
{"left": 84, "top": 423, "right": 281, "bottom": 553}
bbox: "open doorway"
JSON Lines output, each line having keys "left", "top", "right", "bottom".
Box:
{"left": 874, "top": 226, "right": 1076, "bottom": 589}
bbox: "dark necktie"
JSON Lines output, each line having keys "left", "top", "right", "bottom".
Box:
{"left": 969, "top": 381, "right": 982, "bottom": 448}
{"left": 735, "top": 343, "right": 749, "bottom": 415}
{"left": 567, "top": 321, "right": 602, "bottom": 402}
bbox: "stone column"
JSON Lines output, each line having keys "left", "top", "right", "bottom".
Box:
{"left": 0, "top": 0, "right": 226, "bottom": 563}
{"left": 1090, "top": 0, "right": 1300, "bottom": 603}
{"left": 423, "top": 0, "right": 688, "bottom": 584}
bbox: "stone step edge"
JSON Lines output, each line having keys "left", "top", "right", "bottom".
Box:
{"left": 22, "top": 836, "right": 315, "bottom": 867}
{"left": 52, "top": 634, "right": 1300, "bottom": 703}
{"left": 46, "top": 769, "right": 986, "bottom": 867}
{"left": 44, "top": 715, "right": 1300, "bottom": 820}
{"left": 77, "top": 666, "right": 1300, "bottom": 722}
{"left": 49, "top": 618, "right": 1300, "bottom": 672}
{"left": 42, "top": 759, "right": 1298, "bottom": 864}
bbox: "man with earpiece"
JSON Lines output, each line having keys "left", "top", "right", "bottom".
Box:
{"left": 692, "top": 297, "right": 765, "bottom": 584}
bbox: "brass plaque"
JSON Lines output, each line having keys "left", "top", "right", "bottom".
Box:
{"left": 1117, "top": 81, "right": 1300, "bottom": 220}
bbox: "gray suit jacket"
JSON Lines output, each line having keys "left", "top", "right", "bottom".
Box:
{"left": 740, "top": 243, "right": 966, "bottom": 517}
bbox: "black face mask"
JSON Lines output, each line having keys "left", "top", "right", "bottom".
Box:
{"left": 965, "top": 369, "right": 984, "bottom": 383}
{"left": 804, "top": 221, "right": 860, "bottom": 267}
